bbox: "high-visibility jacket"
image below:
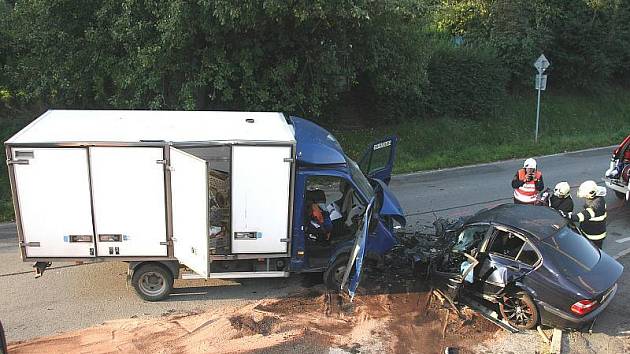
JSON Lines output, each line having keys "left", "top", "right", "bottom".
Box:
{"left": 570, "top": 196, "right": 607, "bottom": 240}
{"left": 512, "top": 169, "right": 544, "bottom": 203}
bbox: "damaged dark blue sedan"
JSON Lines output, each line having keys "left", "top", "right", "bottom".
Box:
{"left": 428, "top": 204, "right": 623, "bottom": 331}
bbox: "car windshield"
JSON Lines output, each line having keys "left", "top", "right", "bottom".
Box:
{"left": 346, "top": 156, "right": 375, "bottom": 200}
{"left": 540, "top": 227, "right": 600, "bottom": 274}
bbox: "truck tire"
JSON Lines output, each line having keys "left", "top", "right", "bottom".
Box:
{"left": 132, "top": 263, "right": 174, "bottom": 301}
{"left": 324, "top": 255, "right": 349, "bottom": 291}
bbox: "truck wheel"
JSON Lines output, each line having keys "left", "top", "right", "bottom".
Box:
{"left": 132, "top": 263, "right": 174, "bottom": 301}
{"left": 499, "top": 291, "right": 539, "bottom": 330}
{"left": 324, "top": 256, "right": 348, "bottom": 291}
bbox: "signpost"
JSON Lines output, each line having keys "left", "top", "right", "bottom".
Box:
{"left": 534, "top": 54, "right": 550, "bottom": 143}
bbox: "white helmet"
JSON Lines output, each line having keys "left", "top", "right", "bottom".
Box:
{"left": 553, "top": 182, "right": 571, "bottom": 198}
{"left": 523, "top": 158, "right": 537, "bottom": 169}
{"left": 577, "top": 180, "right": 598, "bottom": 199}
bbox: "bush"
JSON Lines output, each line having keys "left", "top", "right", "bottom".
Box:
{"left": 426, "top": 43, "right": 508, "bottom": 119}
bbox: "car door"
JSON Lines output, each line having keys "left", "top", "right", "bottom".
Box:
{"left": 339, "top": 194, "right": 378, "bottom": 300}
{"left": 358, "top": 136, "right": 397, "bottom": 184}
{"left": 476, "top": 226, "right": 539, "bottom": 296}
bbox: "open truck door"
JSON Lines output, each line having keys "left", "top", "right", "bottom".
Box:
{"left": 170, "top": 147, "right": 209, "bottom": 278}
{"left": 339, "top": 196, "right": 375, "bottom": 300}
{"left": 358, "top": 136, "right": 397, "bottom": 184}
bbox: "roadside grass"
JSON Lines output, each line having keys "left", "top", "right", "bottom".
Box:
{"left": 1, "top": 89, "right": 629, "bottom": 222}
{"left": 335, "top": 88, "right": 630, "bottom": 172}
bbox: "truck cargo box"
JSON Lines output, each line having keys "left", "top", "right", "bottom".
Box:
{"left": 5, "top": 110, "right": 296, "bottom": 277}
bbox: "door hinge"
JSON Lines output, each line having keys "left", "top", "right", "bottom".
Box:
{"left": 7, "top": 159, "right": 29, "bottom": 166}
{"left": 283, "top": 158, "right": 294, "bottom": 163}
{"left": 280, "top": 238, "right": 289, "bottom": 242}
{"left": 20, "top": 241, "right": 40, "bottom": 247}
{"left": 160, "top": 240, "right": 173, "bottom": 246}
{"left": 156, "top": 159, "right": 167, "bottom": 165}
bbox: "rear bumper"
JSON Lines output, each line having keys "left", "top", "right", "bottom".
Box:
{"left": 538, "top": 283, "right": 617, "bottom": 330}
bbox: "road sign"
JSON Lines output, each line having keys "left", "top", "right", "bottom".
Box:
{"left": 535, "top": 74, "right": 548, "bottom": 91}
{"left": 534, "top": 54, "right": 550, "bottom": 74}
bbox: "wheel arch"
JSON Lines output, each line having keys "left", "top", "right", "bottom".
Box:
{"left": 128, "top": 260, "right": 180, "bottom": 279}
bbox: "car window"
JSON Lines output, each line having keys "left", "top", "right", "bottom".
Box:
{"left": 540, "top": 227, "right": 600, "bottom": 273}
{"left": 453, "top": 225, "right": 489, "bottom": 253}
{"left": 487, "top": 229, "right": 525, "bottom": 259}
{"left": 516, "top": 242, "right": 539, "bottom": 267}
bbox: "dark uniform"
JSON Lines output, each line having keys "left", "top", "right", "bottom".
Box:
{"left": 569, "top": 196, "right": 607, "bottom": 249}
{"left": 548, "top": 194, "right": 574, "bottom": 214}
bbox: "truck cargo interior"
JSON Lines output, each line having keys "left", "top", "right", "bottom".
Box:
{"left": 180, "top": 146, "right": 232, "bottom": 256}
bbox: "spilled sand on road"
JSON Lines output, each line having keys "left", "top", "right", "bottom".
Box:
{"left": 8, "top": 284, "right": 499, "bottom": 353}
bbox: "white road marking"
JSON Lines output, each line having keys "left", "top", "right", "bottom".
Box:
{"left": 614, "top": 247, "right": 630, "bottom": 260}
{"left": 615, "top": 237, "right": 630, "bottom": 243}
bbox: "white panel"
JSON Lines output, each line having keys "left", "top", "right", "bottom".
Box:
{"left": 231, "top": 146, "right": 291, "bottom": 253}
{"left": 12, "top": 148, "right": 95, "bottom": 257}
{"left": 7, "top": 110, "right": 295, "bottom": 145}
{"left": 90, "top": 147, "right": 167, "bottom": 256}
{"left": 171, "top": 148, "right": 208, "bottom": 277}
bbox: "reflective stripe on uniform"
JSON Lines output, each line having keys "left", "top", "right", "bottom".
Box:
{"left": 585, "top": 232, "right": 606, "bottom": 241}
{"left": 577, "top": 212, "right": 585, "bottom": 222}
{"left": 589, "top": 212, "right": 607, "bottom": 222}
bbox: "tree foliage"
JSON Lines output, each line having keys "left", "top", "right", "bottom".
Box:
{"left": 1, "top": 0, "right": 630, "bottom": 122}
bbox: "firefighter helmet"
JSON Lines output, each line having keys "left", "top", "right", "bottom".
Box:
{"left": 577, "top": 180, "right": 598, "bottom": 199}
{"left": 523, "top": 158, "right": 537, "bottom": 170}
{"left": 553, "top": 182, "right": 571, "bottom": 198}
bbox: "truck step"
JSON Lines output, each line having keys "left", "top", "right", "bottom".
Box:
{"left": 181, "top": 271, "right": 290, "bottom": 280}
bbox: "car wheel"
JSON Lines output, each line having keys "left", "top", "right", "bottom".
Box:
{"left": 499, "top": 291, "right": 539, "bottom": 330}
{"left": 324, "top": 255, "right": 351, "bottom": 291}
{"left": 132, "top": 263, "right": 174, "bottom": 301}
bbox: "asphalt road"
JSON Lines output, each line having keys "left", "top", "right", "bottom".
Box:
{"left": 1, "top": 145, "right": 629, "bottom": 353}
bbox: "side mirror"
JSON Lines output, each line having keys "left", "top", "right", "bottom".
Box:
{"left": 0, "top": 321, "right": 8, "bottom": 354}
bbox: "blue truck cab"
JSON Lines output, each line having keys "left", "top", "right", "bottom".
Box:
{"left": 289, "top": 117, "right": 406, "bottom": 293}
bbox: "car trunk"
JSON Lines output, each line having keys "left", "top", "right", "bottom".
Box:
{"left": 563, "top": 251, "right": 623, "bottom": 298}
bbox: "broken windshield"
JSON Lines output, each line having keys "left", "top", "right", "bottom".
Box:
{"left": 346, "top": 156, "right": 375, "bottom": 201}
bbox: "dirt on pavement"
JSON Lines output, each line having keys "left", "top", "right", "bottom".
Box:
{"left": 8, "top": 268, "right": 499, "bottom": 354}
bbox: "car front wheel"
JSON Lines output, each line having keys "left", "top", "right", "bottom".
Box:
{"left": 499, "top": 291, "right": 539, "bottom": 330}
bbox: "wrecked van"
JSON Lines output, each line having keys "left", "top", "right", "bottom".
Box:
{"left": 5, "top": 110, "right": 405, "bottom": 301}
{"left": 416, "top": 204, "right": 622, "bottom": 331}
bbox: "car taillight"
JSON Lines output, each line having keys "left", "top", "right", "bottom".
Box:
{"left": 571, "top": 300, "right": 598, "bottom": 316}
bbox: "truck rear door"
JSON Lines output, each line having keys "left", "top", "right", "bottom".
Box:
{"left": 10, "top": 148, "right": 95, "bottom": 258}
{"left": 170, "top": 147, "right": 209, "bottom": 278}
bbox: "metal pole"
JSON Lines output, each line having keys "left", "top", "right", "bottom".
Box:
{"left": 535, "top": 75, "right": 542, "bottom": 143}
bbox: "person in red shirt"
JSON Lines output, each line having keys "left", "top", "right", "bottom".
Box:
{"left": 512, "top": 158, "right": 545, "bottom": 204}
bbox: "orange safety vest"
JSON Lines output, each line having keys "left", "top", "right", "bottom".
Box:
{"left": 513, "top": 169, "right": 542, "bottom": 203}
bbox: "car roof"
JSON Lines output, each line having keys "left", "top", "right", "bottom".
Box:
{"left": 466, "top": 203, "right": 567, "bottom": 240}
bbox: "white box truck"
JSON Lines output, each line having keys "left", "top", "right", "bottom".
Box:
{"left": 5, "top": 110, "right": 405, "bottom": 300}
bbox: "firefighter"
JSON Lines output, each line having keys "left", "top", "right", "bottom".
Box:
{"left": 565, "top": 180, "right": 607, "bottom": 249}
{"left": 512, "top": 158, "right": 544, "bottom": 204}
{"left": 548, "top": 181, "right": 574, "bottom": 214}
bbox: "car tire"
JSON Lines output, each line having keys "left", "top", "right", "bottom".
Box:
{"left": 324, "top": 255, "right": 351, "bottom": 291}
{"left": 499, "top": 291, "right": 539, "bottom": 330}
{"left": 132, "top": 263, "right": 174, "bottom": 301}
